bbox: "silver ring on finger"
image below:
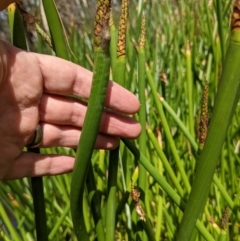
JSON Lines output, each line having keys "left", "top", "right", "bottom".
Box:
{"left": 26, "top": 124, "right": 43, "bottom": 149}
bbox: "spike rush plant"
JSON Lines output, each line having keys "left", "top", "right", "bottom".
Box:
{"left": 106, "top": 1, "right": 128, "bottom": 241}
{"left": 70, "top": 0, "right": 111, "bottom": 240}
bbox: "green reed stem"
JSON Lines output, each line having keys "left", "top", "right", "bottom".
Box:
{"left": 48, "top": 202, "right": 70, "bottom": 240}
{"left": 136, "top": 16, "right": 148, "bottom": 241}
{"left": 106, "top": 146, "right": 119, "bottom": 241}
{"left": 140, "top": 219, "right": 156, "bottom": 241}
{"left": 186, "top": 43, "right": 195, "bottom": 139}
{"left": 107, "top": 3, "right": 128, "bottom": 239}
{"left": 147, "top": 128, "right": 184, "bottom": 197}
{"left": 42, "top": 0, "right": 69, "bottom": 59}
{"left": 218, "top": 230, "right": 228, "bottom": 241}
{"left": 70, "top": 1, "right": 111, "bottom": 240}
{"left": 176, "top": 4, "right": 240, "bottom": 238}
{"left": 110, "top": 10, "right": 117, "bottom": 70}
{"left": 7, "top": 4, "right": 27, "bottom": 49}
{"left": 216, "top": 0, "right": 225, "bottom": 61}
{"left": 137, "top": 15, "right": 147, "bottom": 199}
{"left": 0, "top": 201, "right": 22, "bottom": 241}
{"left": 97, "top": 150, "right": 105, "bottom": 193}
{"left": 71, "top": 50, "right": 110, "bottom": 240}
{"left": 87, "top": 164, "right": 105, "bottom": 241}
{"left": 31, "top": 175, "right": 48, "bottom": 240}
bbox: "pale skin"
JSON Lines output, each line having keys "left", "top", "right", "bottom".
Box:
{"left": 0, "top": 1, "right": 141, "bottom": 180}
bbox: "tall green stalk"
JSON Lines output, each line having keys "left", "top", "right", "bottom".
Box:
{"left": 109, "top": 10, "right": 117, "bottom": 70}
{"left": 42, "top": 0, "right": 69, "bottom": 59}
{"left": 7, "top": 4, "right": 27, "bottom": 49}
{"left": 136, "top": 14, "right": 148, "bottom": 241}
{"left": 0, "top": 202, "right": 22, "bottom": 241}
{"left": 177, "top": 1, "right": 240, "bottom": 239}
{"left": 216, "top": 0, "right": 225, "bottom": 61}
{"left": 70, "top": 1, "right": 111, "bottom": 240}
{"left": 186, "top": 42, "right": 195, "bottom": 139}
{"left": 86, "top": 164, "right": 105, "bottom": 241}
{"left": 137, "top": 15, "right": 147, "bottom": 193}
{"left": 106, "top": 146, "right": 119, "bottom": 241}
{"left": 106, "top": 1, "right": 128, "bottom": 239}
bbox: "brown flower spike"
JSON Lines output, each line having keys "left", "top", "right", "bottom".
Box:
{"left": 231, "top": 0, "right": 240, "bottom": 30}
{"left": 117, "top": 0, "right": 128, "bottom": 58}
{"left": 94, "top": 0, "right": 111, "bottom": 50}
{"left": 199, "top": 82, "right": 209, "bottom": 146}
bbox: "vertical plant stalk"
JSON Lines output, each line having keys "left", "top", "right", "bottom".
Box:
{"left": 0, "top": 201, "right": 22, "bottom": 241}
{"left": 70, "top": 0, "right": 111, "bottom": 240}
{"left": 147, "top": 128, "right": 184, "bottom": 197}
{"left": 177, "top": 1, "right": 240, "bottom": 239}
{"left": 135, "top": 14, "right": 148, "bottom": 241}
{"left": 106, "top": 146, "right": 119, "bottom": 241}
{"left": 138, "top": 15, "right": 147, "bottom": 192}
{"left": 109, "top": 9, "right": 117, "bottom": 70}
{"left": 216, "top": 0, "right": 225, "bottom": 62}
{"left": 42, "top": 0, "right": 69, "bottom": 59}
{"left": 186, "top": 42, "right": 195, "bottom": 139}
{"left": 31, "top": 173, "right": 48, "bottom": 241}
{"left": 86, "top": 164, "right": 105, "bottom": 241}
{"left": 8, "top": 4, "right": 48, "bottom": 241}
{"left": 7, "top": 3, "right": 27, "bottom": 49}
{"left": 106, "top": 1, "right": 128, "bottom": 239}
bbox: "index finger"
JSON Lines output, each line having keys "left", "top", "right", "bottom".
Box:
{"left": 36, "top": 53, "right": 140, "bottom": 114}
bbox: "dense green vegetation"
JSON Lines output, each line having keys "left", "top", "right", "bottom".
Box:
{"left": 0, "top": 0, "right": 239, "bottom": 240}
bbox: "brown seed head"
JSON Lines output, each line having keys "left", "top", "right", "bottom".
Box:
{"left": 94, "top": 0, "right": 111, "bottom": 50}
{"left": 231, "top": 0, "right": 240, "bottom": 30}
{"left": 139, "top": 15, "right": 146, "bottom": 49}
{"left": 117, "top": 0, "right": 128, "bottom": 58}
{"left": 221, "top": 206, "right": 230, "bottom": 230}
{"left": 199, "top": 82, "right": 209, "bottom": 145}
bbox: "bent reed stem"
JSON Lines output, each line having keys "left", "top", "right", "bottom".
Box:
{"left": 70, "top": 1, "right": 111, "bottom": 240}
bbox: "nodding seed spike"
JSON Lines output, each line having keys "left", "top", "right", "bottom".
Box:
{"left": 117, "top": 0, "right": 129, "bottom": 58}
{"left": 35, "top": 24, "right": 52, "bottom": 48}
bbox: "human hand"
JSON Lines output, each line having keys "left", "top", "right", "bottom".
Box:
{"left": 0, "top": 41, "right": 141, "bottom": 180}
{"left": 0, "top": 0, "right": 15, "bottom": 11}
